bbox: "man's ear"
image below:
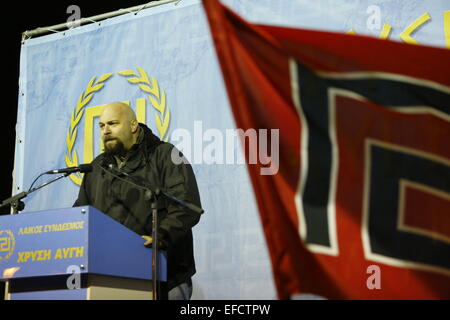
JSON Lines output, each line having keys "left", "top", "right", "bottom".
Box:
{"left": 131, "top": 120, "right": 139, "bottom": 133}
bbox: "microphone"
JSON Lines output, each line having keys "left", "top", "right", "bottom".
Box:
{"left": 46, "top": 164, "right": 93, "bottom": 174}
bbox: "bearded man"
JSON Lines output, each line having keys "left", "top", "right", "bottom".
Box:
{"left": 74, "top": 102, "right": 202, "bottom": 300}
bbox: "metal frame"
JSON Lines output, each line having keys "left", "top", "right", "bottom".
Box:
{"left": 21, "top": 0, "right": 179, "bottom": 41}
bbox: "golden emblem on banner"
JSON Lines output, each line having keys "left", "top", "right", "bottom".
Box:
{"left": 0, "top": 230, "right": 15, "bottom": 262}
{"left": 65, "top": 67, "right": 171, "bottom": 185}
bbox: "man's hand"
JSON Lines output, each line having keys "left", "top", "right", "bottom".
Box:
{"left": 142, "top": 235, "right": 153, "bottom": 246}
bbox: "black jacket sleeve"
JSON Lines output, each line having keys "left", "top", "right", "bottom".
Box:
{"left": 72, "top": 173, "right": 90, "bottom": 207}
{"left": 156, "top": 144, "right": 203, "bottom": 247}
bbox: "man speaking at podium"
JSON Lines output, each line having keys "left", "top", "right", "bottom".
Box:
{"left": 73, "top": 102, "right": 202, "bottom": 300}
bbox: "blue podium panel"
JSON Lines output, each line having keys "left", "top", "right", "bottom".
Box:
{"left": 0, "top": 207, "right": 88, "bottom": 280}
{"left": 88, "top": 206, "right": 167, "bottom": 281}
{"left": 0, "top": 206, "right": 166, "bottom": 282}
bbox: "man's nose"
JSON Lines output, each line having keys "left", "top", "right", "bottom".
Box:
{"left": 102, "top": 125, "right": 111, "bottom": 134}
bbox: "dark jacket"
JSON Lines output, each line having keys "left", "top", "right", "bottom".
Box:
{"left": 73, "top": 123, "right": 202, "bottom": 290}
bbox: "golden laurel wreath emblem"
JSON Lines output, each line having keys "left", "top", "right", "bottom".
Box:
{"left": 65, "top": 67, "right": 171, "bottom": 185}
{"left": 0, "top": 230, "right": 16, "bottom": 262}
{"left": 118, "top": 67, "right": 171, "bottom": 142}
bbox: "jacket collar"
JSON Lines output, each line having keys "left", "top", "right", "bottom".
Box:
{"left": 118, "top": 123, "right": 163, "bottom": 173}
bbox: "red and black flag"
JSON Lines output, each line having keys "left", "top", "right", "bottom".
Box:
{"left": 203, "top": 0, "right": 450, "bottom": 299}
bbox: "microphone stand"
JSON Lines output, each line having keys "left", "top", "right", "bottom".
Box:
{"left": 0, "top": 172, "right": 70, "bottom": 214}
{"left": 144, "top": 188, "right": 160, "bottom": 300}
{"left": 100, "top": 165, "right": 203, "bottom": 300}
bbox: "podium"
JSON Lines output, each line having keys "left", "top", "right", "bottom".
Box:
{"left": 0, "top": 206, "right": 166, "bottom": 300}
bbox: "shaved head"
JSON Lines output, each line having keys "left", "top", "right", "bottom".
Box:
{"left": 99, "top": 102, "right": 140, "bottom": 155}
{"left": 102, "top": 102, "right": 137, "bottom": 122}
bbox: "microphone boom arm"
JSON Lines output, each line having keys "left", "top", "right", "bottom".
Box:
{"left": 0, "top": 172, "right": 70, "bottom": 214}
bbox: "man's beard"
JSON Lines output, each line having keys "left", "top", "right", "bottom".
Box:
{"left": 104, "top": 138, "right": 127, "bottom": 157}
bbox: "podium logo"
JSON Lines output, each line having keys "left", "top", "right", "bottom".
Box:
{"left": 0, "top": 230, "right": 15, "bottom": 262}
{"left": 65, "top": 67, "right": 171, "bottom": 185}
